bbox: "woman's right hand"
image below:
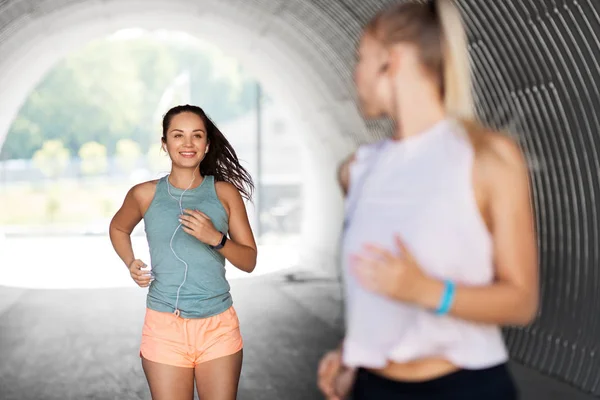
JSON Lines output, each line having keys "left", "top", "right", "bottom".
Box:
{"left": 318, "top": 348, "right": 355, "bottom": 400}
{"left": 128, "top": 259, "right": 153, "bottom": 288}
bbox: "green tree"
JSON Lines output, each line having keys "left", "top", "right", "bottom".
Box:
{"left": 2, "top": 39, "right": 146, "bottom": 161}
{"left": 32, "top": 140, "right": 70, "bottom": 179}
{"left": 115, "top": 139, "right": 141, "bottom": 174}
{"left": 79, "top": 141, "right": 108, "bottom": 176}
{"left": 1, "top": 117, "right": 44, "bottom": 160}
{"left": 0, "top": 33, "right": 259, "bottom": 161}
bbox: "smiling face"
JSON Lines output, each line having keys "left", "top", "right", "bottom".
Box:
{"left": 162, "top": 111, "right": 209, "bottom": 168}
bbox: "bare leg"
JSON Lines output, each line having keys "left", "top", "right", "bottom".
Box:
{"left": 142, "top": 356, "right": 195, "bottom": 400}
{"left": 195, "top": 350, "right": 243, "bottom": 400}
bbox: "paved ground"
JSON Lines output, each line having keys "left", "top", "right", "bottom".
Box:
{"left": 0, "top": 270, "right": 597, "bottom": 399}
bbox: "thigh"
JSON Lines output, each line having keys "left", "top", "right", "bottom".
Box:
{"left": 195, "top": 349, "right": 243, "bottom": 400}
{"left": 142, "top": 357, "right": 195, "bottom": 400}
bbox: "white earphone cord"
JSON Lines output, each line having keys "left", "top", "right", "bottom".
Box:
{"left": 165, "top": 170, "right": 208, "bottom": 317}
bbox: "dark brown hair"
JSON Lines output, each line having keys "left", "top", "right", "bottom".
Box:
{"left": 162, "top": 104, "right": 254, "bottom": 200}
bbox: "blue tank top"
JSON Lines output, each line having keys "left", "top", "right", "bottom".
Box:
{"left": 143, "top": 175, "right": 232, "bottom": 318}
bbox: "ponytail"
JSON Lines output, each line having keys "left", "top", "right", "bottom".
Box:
{"left": 367, "top": 1, "right": 476, "bottom": 121}
{"left": 436, "top": 0, "right": 475, "bottom": 121}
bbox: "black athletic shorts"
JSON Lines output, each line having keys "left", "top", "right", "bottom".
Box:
{"left": 351, "top": 363, "right": 518, "bottom": 400}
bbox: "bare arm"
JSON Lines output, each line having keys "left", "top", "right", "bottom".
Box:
{"left": 109, "top": 182, "right": 154, "bottom": 268}
{"left": 214, "top": 182, "right": 258, "bottom": 273}
{"left": 415, "top": 133, "right": 539, "bottom": 325}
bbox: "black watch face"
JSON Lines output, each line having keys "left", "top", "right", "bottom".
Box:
{"left": 213, "top": 233, "right": 226, "bottom": 249}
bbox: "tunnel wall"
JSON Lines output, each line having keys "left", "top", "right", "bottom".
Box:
{"left": 1, "top": 0, "right": 600, "bottom": 393}
{"left": 461, "top": 0, "right": 600, "bottom": 394}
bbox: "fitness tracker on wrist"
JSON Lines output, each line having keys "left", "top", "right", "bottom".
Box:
{"left": 210, "top": 232, "right": 227, "bottom": 250}
{"left": 435, "top": 280, "right": 456, "bottom": 316}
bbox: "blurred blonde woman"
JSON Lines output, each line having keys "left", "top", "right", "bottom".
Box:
{"left": 318, "top": 1, "right": 538, "bottom": 399}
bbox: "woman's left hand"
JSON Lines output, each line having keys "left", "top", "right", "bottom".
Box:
{"left": 351, "top": 234, "right": 429, "bottom": 304}
{"left": 180, "top": 209, "right": 222, "bottom": 247}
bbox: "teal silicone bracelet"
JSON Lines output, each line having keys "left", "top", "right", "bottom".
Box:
{"left": 435, "top": 280, "right": 456, "bottom": 316}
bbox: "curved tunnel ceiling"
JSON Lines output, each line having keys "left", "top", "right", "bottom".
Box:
{"left": 1, "top": 0, "right": 600, "bottom": 394}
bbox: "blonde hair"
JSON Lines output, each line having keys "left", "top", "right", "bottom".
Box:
{"left": 366, "top": 0, "right": 475, "bottom": 121}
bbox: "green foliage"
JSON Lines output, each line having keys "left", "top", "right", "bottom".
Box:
{"left": 32, "top": 140, "right": 70, "bottom": 179}
{"left": 79, "top": 141, "right": 108, "bottom": 176}
{"left": 0, "top": 32, "right": 259, "bottom": 161}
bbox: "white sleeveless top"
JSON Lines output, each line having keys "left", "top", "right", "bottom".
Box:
{"left": 341, "top": 119, "right": 509, "bottom": 369}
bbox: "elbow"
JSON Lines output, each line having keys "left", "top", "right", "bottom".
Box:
{"left": 511, "top": 295, "right": 539, "bottom": 326}
{"left": 512, "top": 309, "right": 537, "bottom": 326}
{"left": 246, "top": 252, "right": 257, "bottom": 273}
{"left": 240, "top": 249, "right": 257, "bottom": 273}
{"left": 241, "top": 262, "right": 256, "bottom": 274}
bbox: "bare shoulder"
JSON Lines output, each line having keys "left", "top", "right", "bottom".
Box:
{"left": 215, "top": 180, "right": 243, "bottom": 216}
{"left": 469, "top": 128, "right": 530, "bottom": 198}
{"left": 215, "top": 180, "right": 241, "bottom": 199}
{"left": 473, "top": 129, "right": 528, "bottom": 173}
{"left": 131, "top": 179, "right": 159, "bottom": 199}
{"left": 130, "top": 179, "right": 159, "bottom": 214}
{"left": 111, "top": 179, "right": 159, "bottom": 231}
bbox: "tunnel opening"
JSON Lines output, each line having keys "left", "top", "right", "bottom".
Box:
{"left": 0, "top": 0, "right": 365, "bottom": 288}
{"left": 0, "top": 27, "right": 317, "bottom": 288}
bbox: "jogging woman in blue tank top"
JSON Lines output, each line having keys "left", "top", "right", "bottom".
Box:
{"left": 109, "top": 105, "right": 257, "bottom": 400}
